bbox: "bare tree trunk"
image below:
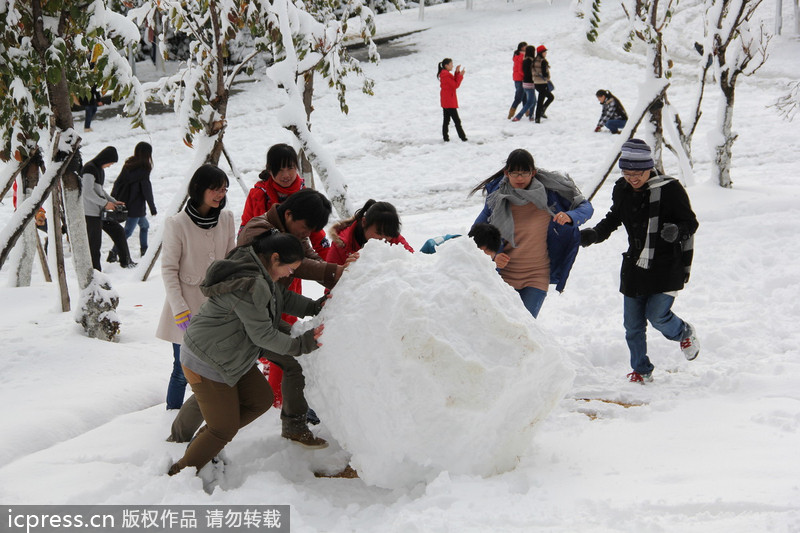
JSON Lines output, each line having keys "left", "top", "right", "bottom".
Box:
{"left": 51, "top": 180, "right": 71, "bottom": 311}
{"left": 299, "top": 72, "right": 315, "bottom": 189}
{"left": 775, "top": 0, "right": 783, "bottom": 35}
{"left": 713, "top": 78, "right": 737, "bottom": 188}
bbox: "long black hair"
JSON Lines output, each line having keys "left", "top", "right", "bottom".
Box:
{"left": 252, "top": 229, "right": 305, "bottom": 265}
{"left": 437, "top": 58, "right": 452, "bottom": 79}
{"left": 123, "top": 142, "right": 153, "bottom": 171}
{"left": 514, "top": 42, "right": 527, "bottom": 57}
{"left": 350, "top": 199, "right": 402, "bottom": 246}
{"left": 263, "top": 143, "right": 299, "bottom": 180}
{"left": 469, "top": 149, "right": 536, "bottom": 196}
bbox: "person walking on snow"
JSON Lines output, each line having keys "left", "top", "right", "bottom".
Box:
{"left": 508, "top": 42, "right": 528, "bottom": 119}
{"left": 579, "top": 139, "right": 700, "bottom": 383}
{"left": 511, "top": 45, "right": 538, "bottom": 122}
{"left": 532, "top": 45, "right": 554, "bottom": 123}
{"left": 438, "top": 58, "right": 468, "bottom": 142}
{"left": 109, "top": 142, "right": 157, "bottom": 261}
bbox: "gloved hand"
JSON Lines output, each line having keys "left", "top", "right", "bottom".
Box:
{"left": 174, "top": 310, "right": 192, "bottom": 331}
{"left": 580, "top": 228, "right": 598, "bottom": 247}
{"left": 594, "top": 126, "right": 602, "bottom": 132}
{"left": 660, "top": 223, "right": 679, "bottom": 243}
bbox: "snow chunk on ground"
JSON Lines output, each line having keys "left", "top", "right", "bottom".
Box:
{"left": 302, "top": 238, "right": 574, "bottom": 489}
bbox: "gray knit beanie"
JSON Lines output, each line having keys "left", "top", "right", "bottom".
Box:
{"left": 619, "top": 139, "right": 654, "bottom": 171}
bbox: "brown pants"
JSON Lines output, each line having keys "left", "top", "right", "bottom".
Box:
{"left": 174, "top": 365, "right": 273, "bottom": 472}
{"left": 169, "top": 350, "right": 309, "bottom": 443}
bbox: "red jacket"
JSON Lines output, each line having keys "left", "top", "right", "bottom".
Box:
{"left": 439, "top": 69, "right": 463, "bottom": 109}
{"left": 512, "top": 52, "right": 525, "bottom": 82}
{"left": 326, "top": 222, "right": 414, "bottom": 265}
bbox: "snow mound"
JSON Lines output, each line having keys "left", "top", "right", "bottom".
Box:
{"left": 302, "top": 238, "right": 574, "bottom": 489}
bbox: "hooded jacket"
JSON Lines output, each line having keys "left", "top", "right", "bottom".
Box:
{"left": 81, "top": 147, "right": 118, "bottom": 217}
{"left": 182, "top": 245, "right": 322, "bottom": 387}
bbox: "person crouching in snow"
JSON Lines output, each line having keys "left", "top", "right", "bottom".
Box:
{"left": 594, "top": 89, "right": 628, "bottom": 134}
{"left": 579, "top": 138, "right": 700, "bottom": 384}
{"left": 167, "top": 231, "right": 327, "bottom": 478}
{"left": 438, "top": 58, "right": 468, "bottom": 142}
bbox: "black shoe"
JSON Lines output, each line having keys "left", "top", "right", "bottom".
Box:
{"left": 460, "top": 137, "right": 468, "bottom": 142}
{"left": 106, "top": 250, "right": 118, "bottom": 263}
{"left": 140, "top": 247, "right": 148, "bottom": 257}
{"left": 535, "top": 118, "right": 541, "bottom": 124}
{"left": 541, "top": 113, "right": 548, "bottom": 119}
{"left": 307, "top": 408, "right": 320, "bottom": 426}
{"left": 443, "top": 138, "right": 450, "bottom": 142}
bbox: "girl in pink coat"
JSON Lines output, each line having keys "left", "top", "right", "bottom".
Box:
{"left": 438, "top": 58, "right": 468, "bottom": 142}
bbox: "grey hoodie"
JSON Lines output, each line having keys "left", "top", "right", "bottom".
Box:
{"left": 183, "top": 245, "right": 322, "bottom": 386}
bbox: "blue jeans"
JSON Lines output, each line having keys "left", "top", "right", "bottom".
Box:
{"left": 517, "top": 287, "right": 547, "bottom": 318}
{"left": 623, "top": 294, "right": 687, "bottom": 374}
{"left": 514, "top": 88, "right": 537, "bottom": 120}
{"left": 511, "top": 81, "right": 527, "bottom": 109}
{"left": 84, "top": 104, "right": 98, "bottom": 129}
{"left": 605, "top": 119, "right": 627, "bottom": 133}
{"left": 166, "top": 343, "right": 188, "bottom": 409}
{"left": 112, "top": 216, "right": 149, "bottom": 256}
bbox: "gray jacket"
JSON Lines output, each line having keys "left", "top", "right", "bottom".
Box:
{"left": 82, "top": 172, "right": 115, "bottom": 217}
{"left": 183, "top": 245, "right": 322, "bottom": 386}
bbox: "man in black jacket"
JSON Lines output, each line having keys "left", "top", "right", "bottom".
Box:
{"left": 580, "top": 139, "right": 699, "bottom": 383}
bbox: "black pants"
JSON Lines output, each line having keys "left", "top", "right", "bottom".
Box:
{"left": 534, "top": 84, "right": 554, "bottom": 121}
{"left": 85, "top": 216, "right": 132, "bottom": 270}
{"left": 442, "top": 108, "right": 467, "bottom": 141}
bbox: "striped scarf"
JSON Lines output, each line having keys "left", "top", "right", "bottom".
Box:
{"left": 636, "top": 176, "right": 694, "bottom": 282}
{"left": 185, "top": 198, "right": 226, "bottom": 229}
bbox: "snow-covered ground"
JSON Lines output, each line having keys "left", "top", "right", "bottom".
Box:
{"left": 1, "top": 0, "right": 799, "bottom": 531}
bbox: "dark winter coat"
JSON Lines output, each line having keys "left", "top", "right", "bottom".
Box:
{"left": 111, "top": 166, "right": 157, "bottom": 218}
{"left": 182, "top": 245, "right": 322, "bottom": 387}
{"left": 474, "top": 173, "right": 594, "bottom": 293}
{"left": 439, "top": 69, "right": 463, "bottom": 109}
{"left": 592, "top": 174, "right": 699, "bottom": 297}
{"left": 522, "top": 57, "right": 535, "bottom": 84}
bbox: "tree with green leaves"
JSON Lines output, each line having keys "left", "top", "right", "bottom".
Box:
{"left": 0, "top": 0, "right": 146, "bottom": 340}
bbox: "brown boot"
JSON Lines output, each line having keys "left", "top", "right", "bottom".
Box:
{"left": 282, "top": 420, "right": 328, "bottom": 449}
{"left": 507, "top": 107, "right": 516, "bottom": 120}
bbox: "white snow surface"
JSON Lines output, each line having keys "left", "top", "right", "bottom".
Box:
{"left": 303, "top": 238, "right": 573, "bottom": 489}
{"left": 1, "top": 0, "right": 800, "bottom": 531}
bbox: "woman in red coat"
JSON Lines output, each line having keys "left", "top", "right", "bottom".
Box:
{"left": 326, "top": 200, "right": 414, "bottom": 266}
{"left": 508, "top": 42, "right": 528, "bottom": 119}
{"left": 437, "top": 58, "right": 468, "bottom": 142}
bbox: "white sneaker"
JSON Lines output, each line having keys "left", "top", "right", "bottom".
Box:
{"left": 680, "top": 323, "right": 700, "bottom": 361}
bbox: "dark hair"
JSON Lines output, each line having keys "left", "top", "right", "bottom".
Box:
{"left": 276, "top": 188, "right": 332, "bottom": 231}
{"left": 252, "top": 230, "right": 305, "bottom": 265}
{"left": 515, "top": 42, "right": 527, "bottom": 56}
{"left": 188, "top": 164, "right": 229, "bottom": 207}
{"left": 437, "top": 58, "right": 452, "bottom": 79}
{"left": 469, "top": 223, "right": 501, "bottom": 253}
{"left": 353, "top": 200, "right": 401, "bottom": 244}
{"left": 123, "top": 142, "right": 153, "bottom": 170}
{"left": 525, "top": 45, "right": 536, "bottom": 59}
{"left": 469, "top": 149, "right": 536, "bottom": 196}
{"left": 265, "top": 143, "right": 299, "bottom": 179}
{"left": 91, "top": 146, "right": 118, "bottom": 167}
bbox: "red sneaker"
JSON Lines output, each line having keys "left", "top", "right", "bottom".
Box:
{"left": 627, "top": 371, "right": 653, "bottom": 383}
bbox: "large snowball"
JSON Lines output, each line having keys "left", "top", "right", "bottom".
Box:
{"left": 302, "top": 238, "right": 574, "bottom": 489}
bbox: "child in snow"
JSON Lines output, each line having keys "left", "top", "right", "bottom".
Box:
{"left": 438, "top": 58, "right": 468, "bottom": 142}
{"left": 594, "top": 90, "right": 628, "bottom": 134}
{"left": 470, "top": 149, "right": 593, "bottom": 318}
{"left": 579, "top": 139, "right": 699, "bottom": 383}
{"left": 167, "top": 231, "right": 327, "bottom": 481}
{"left": 109, "top": 142, "right": 157, "bottom": 261}
{"left": 326, "top": 199, "right": 414, "bottom": 265}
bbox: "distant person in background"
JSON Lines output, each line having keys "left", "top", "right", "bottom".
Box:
{"left": 109, "top": 142, "right": 157, "bottom": 261}
{"left": 594, "top": 90, "right": 628, "bottom": 134}
{"left": 579, "top": 139, "right": 699, "bottom": 384}
{"left": 82, "top": 85, "right": 103, "bottom": 132}
{"left": 438, "top": 58, "right": 468, "bottom": 142}
{"left": 508, "top": 42, "right": 528, "bottom": 120}
{"left": 326, "top": 199, "right": 415, "bottom": 265}
{"left": 157, "top": 164, "right": 236, "bottom": 414}
{"left": 81, "top": 146, "right": 136, "bottom": 270}
{"left": 511, "top": 45, "right": 538, "bottom": 122}
{"left": 471, "top": 149, "right": 593, "bottom": 318}
{"left": 533, "top": 45, "right": 554, "bottom": 124}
